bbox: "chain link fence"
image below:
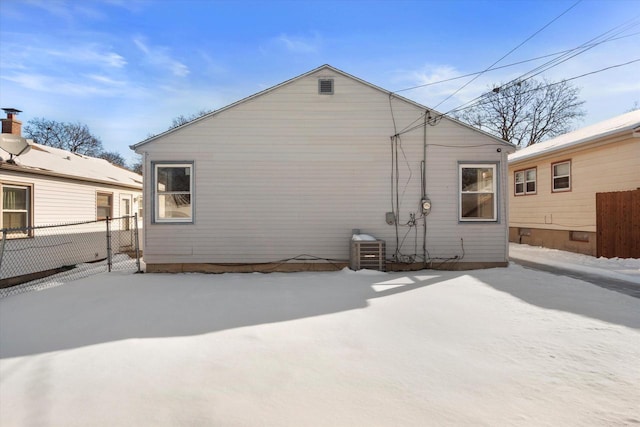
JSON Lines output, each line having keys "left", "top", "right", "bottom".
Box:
{"left": 0, "top": 215, "right": 141, "bottom": 298}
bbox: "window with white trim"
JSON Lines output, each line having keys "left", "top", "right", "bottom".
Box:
{"left": 515, "top": 168, "right": 536, "bottom": 195}
{"left": 154, "top": 163, "right": 193, "bottom": 222}
{"left": 460, "top": 164, "right": 497, "bottom": 221}
{"left": 552, "top": 160, "right": 571, "bottom": 192}
{"left": 1, "top": 183, "right": 32, "bottom": 236}
{"left": 96, "top": 192, "right": 113, "bottom": 220}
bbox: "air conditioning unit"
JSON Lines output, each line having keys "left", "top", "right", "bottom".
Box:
{"left": 350, "top": 240, "right": 386, "bottom": 271}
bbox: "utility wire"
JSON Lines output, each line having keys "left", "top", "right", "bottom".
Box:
{"left": 392, "top": 32, "right": 639, "bottom": 93}
{"left": 446, "top": 58, "right": 640, "bottom": 116}
{"left": 394, "top": 58, "right": 640, "bottom": 137}
{"left": 511, "top": 16, "right": 640, "bottom": 87}
{"left": 394, "top": 2, "right": 601, "bottom": 136}
{"left": 430, "top": 0, "right": 583, "bottom": 110}
{"left": 393, "top": 13, "right": 638, "bottom": 138}
{"left": 445, "top": 16, "right": 640, "bottom": 117}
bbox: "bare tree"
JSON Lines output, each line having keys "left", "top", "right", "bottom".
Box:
{"left": 98, "top": 151, "right": 127, "bottom": 168}
{"left": 169, "top": 109, "right": 212, "bottom": 129}
{"left": 129, "top": 154, "right": 143, "bottom": 175}
{"left": 24, "top": 118, "right": 104, "bottom": 156}
{"left": 456, "top": 78, "right": 586, "bottom": 147}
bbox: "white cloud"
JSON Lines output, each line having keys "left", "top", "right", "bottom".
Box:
{"left": 133, "top": 37, "right": 150, "bottom": 55}
{"left": 1, "top": 72, "right": 142, "bottom": 98}
{"left": 278, "top": 34, "right": 319, "bottom": 53}
{"left": 86, "top": 74, "right": 128, "bottom": 87}
{"left": 392, "top": 64, "right": 499, "bottom": 112}
{"left": 46, "top": 46, "right": 127, "bottom": 68}
{"left": 133, "top": 36, "right": 190, "bottom": 77}
{"left": 264, "top": 32, "right": 322, "bottom": 55}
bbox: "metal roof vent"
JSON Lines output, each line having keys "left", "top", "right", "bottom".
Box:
{"left": 318, "top": 79, "right": 334, "bottom": 95}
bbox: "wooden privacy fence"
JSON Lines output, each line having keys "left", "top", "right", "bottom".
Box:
{"left": 596, "top": 189, "right": 640, "bottom": 258}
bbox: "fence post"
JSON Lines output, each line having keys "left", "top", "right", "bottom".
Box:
{"left": 133, "top": 213, "right": 141, "bottom": 273}
{"left": 106, "top": 217, "right": 112, "bottom": 272}
{"left": 0, "top": 228, "right": 6, "bottom": 275}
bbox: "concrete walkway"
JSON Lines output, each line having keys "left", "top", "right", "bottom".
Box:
{"left": 510, "top": 258, "right": 640, "bottom": 299}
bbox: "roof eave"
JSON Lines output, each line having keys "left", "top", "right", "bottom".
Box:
{"left": 0, "top": 162, "right": 143, "bottom": 190}
{"left": 509, "top": 125, "right": 638, "bottom": 165}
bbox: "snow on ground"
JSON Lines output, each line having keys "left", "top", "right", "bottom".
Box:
{"left": 509, "top": 242, "right": 640, "bottom": 284}
{"left": 1, "top": 254, "right": 639, "bottom": 426}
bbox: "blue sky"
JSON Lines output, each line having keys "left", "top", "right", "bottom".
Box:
{"left": 1, "top": 0, "right": 638, "bottom": 163}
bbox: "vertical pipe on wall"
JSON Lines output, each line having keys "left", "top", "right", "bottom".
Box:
{"left": 422, "top": 111, "right": 428, "bottom": 265}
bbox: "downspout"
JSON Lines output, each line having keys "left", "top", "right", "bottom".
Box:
{"left": 143, "top": 150, "right": 149, "bottom": 254}
{"left": 422, "top": 111, "right": 428, "bottom": 266}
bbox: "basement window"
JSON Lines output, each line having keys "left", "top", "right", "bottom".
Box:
{"left": 318, "top": 79, "right": 334, "bottom": 95}
{"left": 519, "top": 228, "right": 531, "bottom": 237}
{"left": 570, "top": 231, "right": 589, "bottom": 242}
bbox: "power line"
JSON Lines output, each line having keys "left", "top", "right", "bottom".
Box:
{"left": 430, "top": 0, "right": 583, "bottom": 110}
{"left": 447, "top": 59, "right": 640, "bottom": 116}
{"left": 394, "top": 58, "right": 640, "bottom": 137}
{"left": 392, "top": 32, "right": 639, "bottom": 94}
{"left": 512, "top": 15, "right": 640, "bottom": 86}
{"left": 446, "top": 16, "right": 640, "bottom": 116}
{"left": 445, "top": 56, "right": 639, "bottom": 119}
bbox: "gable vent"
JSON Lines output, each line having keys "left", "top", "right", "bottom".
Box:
{"left": 318, "top": 79, "right": 334, "bottom": 95}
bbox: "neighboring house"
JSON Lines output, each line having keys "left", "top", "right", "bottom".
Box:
{"left": 0, "top": 109, "right": 143, "bottom": 283}
{"left": 508, "top": 110, "right": 640, "bottom": 257}
{"left": 132, "top": 64, "right": 515, "bottom": 273}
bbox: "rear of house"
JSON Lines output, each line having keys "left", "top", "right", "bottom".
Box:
{"left": 133, "top": 65, "right": 515, "bottom": 272}
{"left": 508, "top": 110, "right": 640, "bottom": 257}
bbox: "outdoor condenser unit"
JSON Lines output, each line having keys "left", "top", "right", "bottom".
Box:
{"left": 350, "top": 239, "right": 386, "bottom": 271}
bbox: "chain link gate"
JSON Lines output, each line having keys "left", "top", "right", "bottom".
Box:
{"left": 0, "top": 214, "right": 141, "bottom": 298}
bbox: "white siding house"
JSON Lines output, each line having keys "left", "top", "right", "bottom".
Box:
{"left": 0, "top": 110, "right": 143, "bottom": 283}
{"left": 133, "top": 65, "right": 515, "bottom": 272}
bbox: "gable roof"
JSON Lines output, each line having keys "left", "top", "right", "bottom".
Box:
{"left": 131, "top": 64, "right": 514, "bottom": 151}
{"left": 509, "top": 110, "right": 640, "bottom": 164}
{"left": 0, "top": 142, "right": 142, "bottom": 190}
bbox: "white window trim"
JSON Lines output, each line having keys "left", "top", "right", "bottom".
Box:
{"left": 459, "top": 163, "right": 498, "bottom": 222}
{"left": 96, "top": 191, "right": 113, "bottom": 221}
{"left": 552, "top": 160, "right": 571, "bottom": 192}
{"left": 515, "top": 167, "right": 536, "bottom": 196}
{"left": 1, "top": 182, "right": 33, "bottom": 237}
{"left": 153, "top": 162, "right": 194, "bottom": 223}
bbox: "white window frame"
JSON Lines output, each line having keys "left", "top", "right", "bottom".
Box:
{"left": 1, "top": 182, "right": 33, "bottom": 237}
{"left": 96, "top": 191, "right": 113, "bottom": 220}
{"left": 514, "top": 167, "right": 536, "bottom": 196}
{"left": 153, "top": 162, "right": 194, "bottom": 223}
{"left": 552, "top": 160, "right": 571, "bottom": 192}
{"left": 459, "top": 163, "right": 498, "bottom": 222}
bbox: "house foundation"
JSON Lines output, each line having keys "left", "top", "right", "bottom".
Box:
{"left": 509, "top": 227, "right": 596, "bottom": 256}
{"left": 145, "top": 261, "right": 508, "bottom": 274}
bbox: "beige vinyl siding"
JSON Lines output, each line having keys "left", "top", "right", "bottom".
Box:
{"left": 140, "top": 69, "right": 509, "bottom": 264}
{"left": 509, "top": 135, "right": 640, "bottom": 232}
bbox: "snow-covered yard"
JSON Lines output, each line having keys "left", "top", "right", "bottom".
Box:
{"left": 1, "top": 247, "right": 639, "bottom": 426}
